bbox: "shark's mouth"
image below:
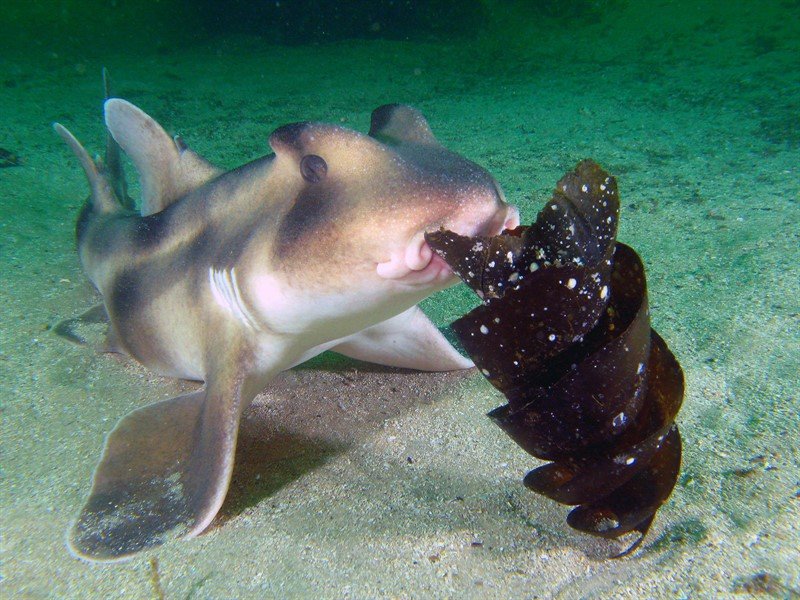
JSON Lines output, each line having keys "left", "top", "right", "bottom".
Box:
{"left": 376, "top": 241, "right": 455, "bottom": 286}
{"left": 377, "top": 205, "right": 520, "bottom": 286}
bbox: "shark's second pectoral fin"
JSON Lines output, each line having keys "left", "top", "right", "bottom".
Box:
{"left": 53, "top": 304, "right": 109, "bottom": 347}
{"left": 53, "top": 304, "right": 126, "bottom": 354}
{"left": 68, "top": 362, "right": 250, "bottom": 562}
{"left": 332, "top": 306, "right": 473, "bottom": 371}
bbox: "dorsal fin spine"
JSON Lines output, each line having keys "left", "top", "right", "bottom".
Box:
{"left": 102, "top": 68, "right": 133, "bottom": 210}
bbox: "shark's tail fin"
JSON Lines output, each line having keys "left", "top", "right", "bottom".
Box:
{"left": 53, "top": 68, "right": 131, "bottom": 215}
{"left": 53, "top": 122, "right": 122, "bottom": 215}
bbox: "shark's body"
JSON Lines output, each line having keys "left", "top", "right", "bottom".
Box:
{"left": 55, "top": 93, "right": 518, "bottom": 561}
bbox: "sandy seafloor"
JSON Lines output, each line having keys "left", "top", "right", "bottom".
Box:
{"left": 1, "top": 2, "right": 799, "bottom": 598}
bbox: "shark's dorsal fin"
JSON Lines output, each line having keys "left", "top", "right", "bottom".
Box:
{"left": 104, "top": 99, "right": 223, "bottom": 216}
{"left": 368, "top": 104, "right": 439, "bottom": 146}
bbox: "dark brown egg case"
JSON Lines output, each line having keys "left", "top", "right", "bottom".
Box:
{"left": 426, "top": 160, "right": 684, "bottom": 556}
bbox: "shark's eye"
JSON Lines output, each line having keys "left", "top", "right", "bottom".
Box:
{"left": 300, "top": 154, "right": 327, "bottom": 184}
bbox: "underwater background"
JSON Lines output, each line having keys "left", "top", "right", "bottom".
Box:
{"left": 1, "top": 0, "right": 798, "bottom": 598}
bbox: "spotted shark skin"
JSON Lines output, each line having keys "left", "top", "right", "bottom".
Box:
{"left": 54, "top": 89, "right": 519, "bottom": 562}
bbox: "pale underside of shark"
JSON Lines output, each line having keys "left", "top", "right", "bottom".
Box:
{"left": 54, "top": 78, "right": 519, "bottom": 562}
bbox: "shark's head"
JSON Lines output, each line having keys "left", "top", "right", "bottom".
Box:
{"left": 250, "top": 104, "right": 518, "bottom": 335}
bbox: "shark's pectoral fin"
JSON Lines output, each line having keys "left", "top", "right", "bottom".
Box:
{"left": 332, "top": 306, "right": 473, "bottom": 371}
{"left": 68, "top": 362, "right": 251, "bottom": 562}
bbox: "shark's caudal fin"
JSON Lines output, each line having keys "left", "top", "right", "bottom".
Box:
{"left": 332, "top": 306, "right": 473, "bottom": 371}
{"left": 104, "top": 98, "right": 222, "bottom": 216}
{"left": 69, "top": 359, "right": 250, "bottom": 562}
{"left": 53, "top": 123, "right": 122, "bottom": 215}
{"left": 53, "top": 69, "right": 130, "bottom": 215}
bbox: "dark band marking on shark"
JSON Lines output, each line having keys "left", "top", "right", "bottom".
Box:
{"left": 274, "top": 181, "right": 346, "bottom": 260}
{"left": 75, "top": 202, "right": 94, "bottom": 247}
{"left": 133, "top": 213, "right": 174, "bottom": 248}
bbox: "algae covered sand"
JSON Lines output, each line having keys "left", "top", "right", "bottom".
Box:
{"left": 1, "top": 1, "right": 798, "bottom": 597}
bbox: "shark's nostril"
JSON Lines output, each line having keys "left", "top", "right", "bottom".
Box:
{"left": 420, "top": 242, "right": 432, "bottom": 266}
{"left": 504, "top": 205, "right": 521, "bottom": 231}
{"left": 405, "top": 235, "right": 433, "bottom": 271}
{"left": 376, "top": 250, "right": 407, "bottom": 279}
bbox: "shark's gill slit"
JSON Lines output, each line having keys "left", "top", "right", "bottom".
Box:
{"left": 209, "top": 267, "right": 258, "bottom": 331}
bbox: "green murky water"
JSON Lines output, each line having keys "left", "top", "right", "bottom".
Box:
{"left": 2, "top": 2, "right": 798, "bottom": 598}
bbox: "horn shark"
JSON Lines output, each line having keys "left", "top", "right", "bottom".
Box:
{"left": 54, "top": 87, "right": 519, "bottom": 561}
